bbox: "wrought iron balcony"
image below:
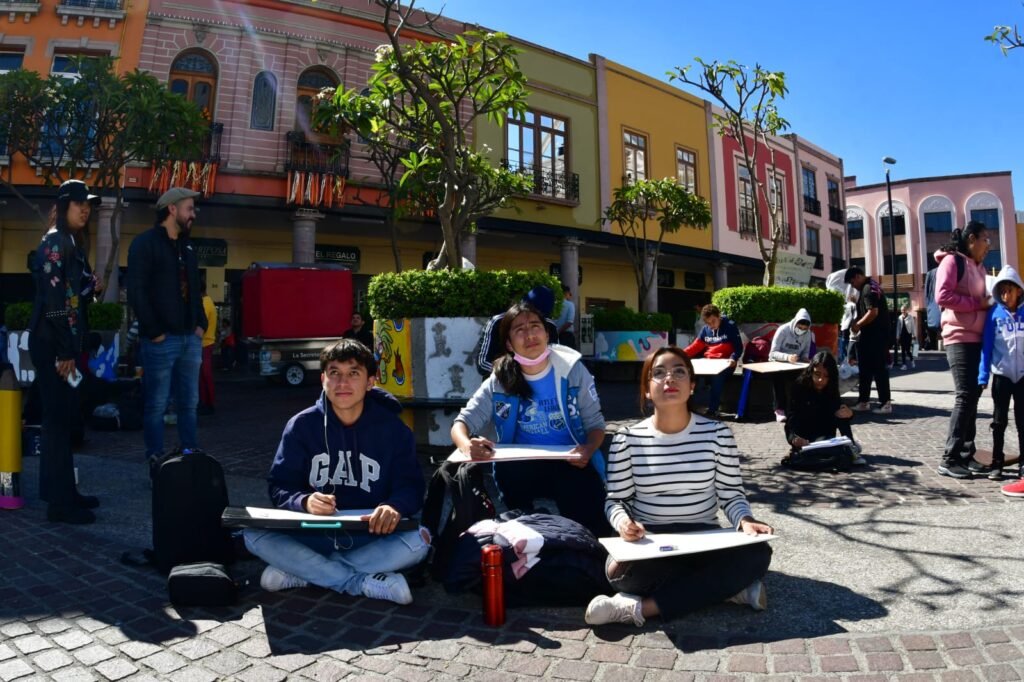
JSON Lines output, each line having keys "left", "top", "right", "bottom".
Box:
{"left": 808, "top": 252, "right": 824, "bottom": 270}
{"left": 501, "top": 159, "right": 579, "bottom": 203}
{"left": 739, "top": 209, "right": 757, "bottom": 235}
{"left": 832, "top": 256, "right": 847, "bottom": 272}
{"left": 829, "top": 205, "right": 845, "bottom": 224}
{"left": 803, "top": 195, "right": 821, "bottom": 216}
{"left": 286, "top": 130, "right": 350, "bottom": 177}
{"left": 185, "top": 122, "right": 223, "bottom": 164}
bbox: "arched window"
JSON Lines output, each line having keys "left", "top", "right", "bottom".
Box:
{"left": 250, "top": 71, "right": 278, "bottom": 131}
{"left": 169, "top": 51, "right": 217, "bottom": 118}
{"left": 294, "top": 68, "right": 339, "bottom": 134}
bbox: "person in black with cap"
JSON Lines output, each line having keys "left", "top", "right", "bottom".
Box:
{"left": 845, "top": 266, "right": 892, "bottom": 415}
{"left": 127, "top": 187, "right": 208, "bottom": 473}
{"left": 28, "top": 180, "right": 103, "bottom": 524}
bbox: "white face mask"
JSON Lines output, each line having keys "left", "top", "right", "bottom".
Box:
{"left": 794, "top": 327, "right": 809, "bottom": 336}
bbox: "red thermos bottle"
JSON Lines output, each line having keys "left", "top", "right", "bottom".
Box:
{"left": 481, "top": 544, "right": 505, "bottom": 626}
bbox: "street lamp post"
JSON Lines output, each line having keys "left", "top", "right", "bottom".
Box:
{"left": 883, "top": 156, "right": 898, "bottom": 356}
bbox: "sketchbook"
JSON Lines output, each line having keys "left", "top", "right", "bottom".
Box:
{"left": 690, "top": 358, "right": 734, "bottom": 375}
{"left": 447, "top": 444, "right": 582, "bottom": 464}
{"left": 221, "top": 506, "right": 418, "bottom": 531}
{"left": 742, "top": 361, "right": 809, "bottom": 374}
{"left": 599, "top": 528, "right": 776, "bottom": 562}
{"left": 800, "top": 436, "right": 852, "bottom": 452}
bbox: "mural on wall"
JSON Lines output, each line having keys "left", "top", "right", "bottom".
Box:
{"left": 593, "top": 331, "right": 669, "bottom": 362}
{"left": 6, "top": 331, "right": 34, "bottom": 385}
{"left": 373, "top": 319, "right": 413, "bottom": 398}
{"left": 424, "top": 317, "right": 485, "bottom": 400}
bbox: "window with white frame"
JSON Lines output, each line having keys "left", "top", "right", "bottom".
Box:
{"left": 623, "top": 130, "right": 647, "bottom": 183}
{"left": 675, "top": 146, "right": 696, "bottom": 193}
{"left": 738, "top": 165, "right": 755, "bottom": 234}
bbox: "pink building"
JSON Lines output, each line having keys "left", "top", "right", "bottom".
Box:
{"left": 844, "top": 171, "right": 1017, "bottom": 312}
{"left": 709, "top": 111, "right": 847, "bottom": 286}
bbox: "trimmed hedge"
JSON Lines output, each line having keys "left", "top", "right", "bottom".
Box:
{"left": 367, "top": 269, "right": 563, "bottom": 319}
{"left": 593, "top": 307, "right": 673, "bottom": 332}
{"left": 88, "top": 303, "right": 124, "bottom": 331}
{"left": 3, "top": 302, "right": 32, "bottom": 329}
{"left": 711, "top": 286, "right": 843, "bottom": 325}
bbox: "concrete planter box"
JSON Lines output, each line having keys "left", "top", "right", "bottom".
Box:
{"left": 592, "top": 330, "right": 668, "bottom": 362}
{"left": 374, "top": 316, "right": 488, "bottom": 447}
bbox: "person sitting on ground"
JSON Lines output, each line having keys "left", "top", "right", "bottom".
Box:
{"left": 768, "top": 308, "right": 813, "bottom": 423}
{"left": 784, "top": 351, "right": 863, "bottom": 464}
{"left": 584, "top": 347, "right": 774, "bottom": 627}
{"left": 979, "top": 266, "right": 1024, "bottom": 490}
{"left": 476, "top": 285, "right": 558, "bottom": 377}
{"left": 342, "top": 312, "right": 374, "bottom": 349}
{"left": 683, "top": 304, "right": 743, "bottom": 418}
{"left": 244, "top": 339, "right": 429, "bottom": 604}
{"left": 453, "top": 300, "right": 610, "bottom": 536}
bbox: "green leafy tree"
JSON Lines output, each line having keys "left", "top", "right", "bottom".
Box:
{"left": 986, "top": 24, "right": 1024, "bottom": 53}
{"left": 602, "top": 177, "right": 711, "bottom": 312}
{"left": 670, "top": 59, "right": 790, "bottom": 285}
{"left": 318, "top": 1, "right": 532, "bottom": 270}
{"left": 0, "top": 56, "right": 209, "bottom": 293}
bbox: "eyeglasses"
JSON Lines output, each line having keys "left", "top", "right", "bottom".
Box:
{"left": 650, "top": 366, "right": 689, "bottom": 382}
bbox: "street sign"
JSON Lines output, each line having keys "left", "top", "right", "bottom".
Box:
{"left": 774, "top": 253, "right": 816, "bottom": 288}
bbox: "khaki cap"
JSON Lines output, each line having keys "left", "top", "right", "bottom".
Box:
{"left": 156, "top": 187, "right": 201, "bottom": 209}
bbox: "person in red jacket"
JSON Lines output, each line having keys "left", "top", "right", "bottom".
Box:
{"left": 684, "top": 305, "right": 743, "bottom": 418}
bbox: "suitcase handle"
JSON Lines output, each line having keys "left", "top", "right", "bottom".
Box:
{"left": 301, "top": 521, "right": 342, "bottom": 529}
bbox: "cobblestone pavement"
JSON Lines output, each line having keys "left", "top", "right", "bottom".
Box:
{"left": 2, "top": 353, "right": 1024, "bottom": 680}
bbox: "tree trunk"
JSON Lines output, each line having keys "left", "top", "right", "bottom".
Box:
{"left": 763, "top": 255, "right": 777, "bottom": 286}
{"left": 386, "top": 215, "right": 403, "bottom": 272}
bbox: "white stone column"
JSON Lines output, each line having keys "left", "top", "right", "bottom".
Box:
{"left": 94, "top": 197, "right": 120, "bottom": 302}
{"left": 713, "top": 261, "right": 731, "bottom": 290}
{"left": 560, "top": 238, "right": 583, "bottom": 329}
{"left": 292, "top": 209, "right": 324, "bottom": 264}
{"left": 642, "top": 251, "right": 657, "bottom": 313}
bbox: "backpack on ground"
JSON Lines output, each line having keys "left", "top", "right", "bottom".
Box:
{"left": 167, "top": 562, "right": 237, "bottom": 607}
{"left": 782, "top": 443, "right": 854, "bottom": 473}
{"left": 421, "top": 461, "right": 508, "bottom": 581}
{"left": 151, "top": 447, "right": 233, "bottom": 574}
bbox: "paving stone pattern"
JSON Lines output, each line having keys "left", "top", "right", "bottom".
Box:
{"left": 2, "top": 354, "right": 1024, "bottom": 679}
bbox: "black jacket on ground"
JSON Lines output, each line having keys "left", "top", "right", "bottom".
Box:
{"left": 127, "top": 225, "right": 207, "bottom": 340}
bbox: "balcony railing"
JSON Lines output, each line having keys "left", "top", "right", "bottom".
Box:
{"left": 501, "top": 159, "right": 579, "bottom": 203}
{"left": 803, "top": 195, "right": 821, "bottom": 216}
{"left": 832, "top": 256, "right": 846, "bottom": 272}
{"left": 738, "top": 208, "right": 757, "bottom": 235}
{"left": 828, "top": 205, "right": 845, "bottom": 224}
{"left": 186, "top": 122, "right": 223, "bottom": 164}
{"left": 286, "top": 130, "right": 350, "bottom": 177}
{"left": 807, "top": 252, "right": 824, "bottom": 270}
{"left": 60, "top": 0, "right": 124, "bottom": 8}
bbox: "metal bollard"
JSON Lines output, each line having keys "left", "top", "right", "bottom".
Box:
{"left": 0, "top": 369, "right": 23, "bottom": 510}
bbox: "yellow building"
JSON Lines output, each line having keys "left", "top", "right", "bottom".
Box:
{"left": 593, "top": 56, "right": 716, "bottom": 315}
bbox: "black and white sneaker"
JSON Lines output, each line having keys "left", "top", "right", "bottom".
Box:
{"left": 938, "top": 462, "right": 973, "bottom": 479}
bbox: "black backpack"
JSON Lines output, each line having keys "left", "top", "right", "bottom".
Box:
{"left": 151, "top": 448, "right": 233, "bottom": 574}
{"left": 421, "top": 461, "right": 507, "bottom": 581}
{"left": 782, "top": 443, "right": 854, "bottom": 473}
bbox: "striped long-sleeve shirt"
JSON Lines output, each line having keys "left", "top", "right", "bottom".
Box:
{"left": 604, "top": 416, "right": 753, "bottom": 532}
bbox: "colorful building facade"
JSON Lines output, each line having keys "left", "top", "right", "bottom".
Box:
{"left": 844, "top": 171, "right": 1017, "bottom": 312}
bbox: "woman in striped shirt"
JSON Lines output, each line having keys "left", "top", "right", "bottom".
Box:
{"left": 585, "top": 347, "right": 774, "bottom": 627}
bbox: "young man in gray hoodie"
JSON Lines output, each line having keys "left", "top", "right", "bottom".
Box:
{"left": 769, "top": 308, "right": 813, "bottom": 422}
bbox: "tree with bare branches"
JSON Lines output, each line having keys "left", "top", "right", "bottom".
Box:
{"left": 603, "top": 177, "right": 711, "bottom": 312}
{"left": 670, "top": 59, "right": 790, "bottom": 285}
{"left": 319, "top": 0, "right": 532, "bottom": 270}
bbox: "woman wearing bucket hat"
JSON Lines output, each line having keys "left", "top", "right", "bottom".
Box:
{"left": 28, "top": 180, "right": 103, "bottom": 524}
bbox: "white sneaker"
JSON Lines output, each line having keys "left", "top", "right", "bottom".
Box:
{"left": 851, "top": 442, "right": 866, "bottom": 465}
{"left": 851, "top": 402, "right": 871, "bottom": 412}
{"left": 899, "top": 364, "right": 907, "bottom": 371}
{"left": 728, "top": 580, "right": 767, "bottom": 611}
{"left": 260, "top": 566, "right": 309, "bottom": 592}
{"left": 774, "top": 409, "right": 787, "bottom": 423}
{"left": 361, "top": 572, "right": 412, "bottom": 605}
{"left": 872, "top": 402, "right": 893, "bottom": 415}
{"left": 585, "top": 593, "right": 644, "bottom": 627}
{"left": 911, "top": 361, "right": 916, "bottom": 369}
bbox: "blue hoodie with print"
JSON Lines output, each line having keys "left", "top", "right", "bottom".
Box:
{"left": 979, "top": 266, "right": 1024, "bottom": 387}
{"left": 267, "top": 387, "right": 425, "bottom": 516}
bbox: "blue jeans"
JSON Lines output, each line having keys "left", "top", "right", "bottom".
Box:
{"left": 243, "top": 527, "right": 429, "bottom": 595}
{"left": 142, "top": 334, "right": 202, "bottom": 458}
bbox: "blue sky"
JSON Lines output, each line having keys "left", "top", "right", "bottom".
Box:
{"left": 418, "top": 0, "right": 1024, "bottom": 202}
